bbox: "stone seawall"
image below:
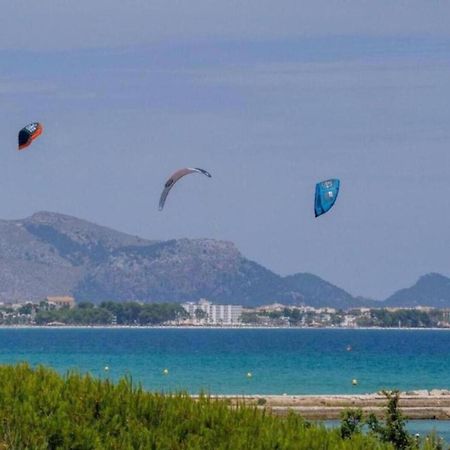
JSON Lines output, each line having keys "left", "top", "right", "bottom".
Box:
{"left": 210, "top": 390, "right": 450, "bottom": 420}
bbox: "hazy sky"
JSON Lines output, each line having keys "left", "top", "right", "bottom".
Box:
{"left": 1, "top": 1, "right": 449, "bottom": 299}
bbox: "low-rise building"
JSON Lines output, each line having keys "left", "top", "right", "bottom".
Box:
{"left": 255, "top": 303, "right": 286, "bottom": 313}
{"left": 46, "top": 296, "right": 75, "bottom": 309}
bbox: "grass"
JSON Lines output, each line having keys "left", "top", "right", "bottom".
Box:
{"left": 0, "top": 364, "right": 439, "bottom": 449}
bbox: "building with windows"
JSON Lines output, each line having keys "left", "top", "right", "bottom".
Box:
{"left": 46, "top": 296, "right": 75, "bottom": 309}
{"left": 182, "top": 299, "right": 242, "bottom": 325}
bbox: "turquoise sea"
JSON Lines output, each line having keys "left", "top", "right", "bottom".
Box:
{"left": 1, "top": 327, "right": 449, "bottom": 395}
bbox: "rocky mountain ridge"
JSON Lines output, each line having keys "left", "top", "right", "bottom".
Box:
{"left": 0, "top": 212, "right": 448, "bottom": 308}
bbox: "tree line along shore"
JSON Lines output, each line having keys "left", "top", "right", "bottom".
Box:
{"left": 0, "top": 363, "right": 445, "bottom": 449}
{"left": 1, "top": 299, "right": 450, "bottom": 328}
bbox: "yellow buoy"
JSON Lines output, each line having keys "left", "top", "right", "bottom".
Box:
{"left": 352, "top": 379, "right": 358, "bottom": 386}
{"left": 163, "top": 368, "right": 169, "bottom": 375}
{"left": 246, "top": 372, "right": 252, "bottom": 378}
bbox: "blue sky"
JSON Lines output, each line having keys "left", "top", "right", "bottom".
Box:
{"left": 0, "top": 2, "right": 449, "bottom": 299}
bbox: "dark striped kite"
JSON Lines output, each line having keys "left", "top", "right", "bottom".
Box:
{"left": 159, "top": 168, "right": 212, "bottom": 211}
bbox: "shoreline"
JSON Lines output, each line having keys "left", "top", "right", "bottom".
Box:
{"left": 1, "top": 325, "right": 450, "bottom": 331}
{"left": 210, "top": 392, "right": 450, "bottom": 420}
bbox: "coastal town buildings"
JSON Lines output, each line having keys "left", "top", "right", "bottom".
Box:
{"left": 254, "top": 304, "right": 337, "bottom": 315}
{"left": 182, "top": 299, "right": 243, "bottom": 325}
{"left": 0, "top": 298, "right": 450, "bottom": 328}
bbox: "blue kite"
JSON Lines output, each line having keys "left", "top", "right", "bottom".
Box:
{"left": 315, "top": 179, "right": 340, "bottom": 217}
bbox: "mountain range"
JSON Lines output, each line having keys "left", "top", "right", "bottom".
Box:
{"left": 0, "top": 211, "right": 448, "bottom": 309}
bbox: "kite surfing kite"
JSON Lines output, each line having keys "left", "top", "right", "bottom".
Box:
{"left": 315, "top": 179, "right": 340, "bottom": 217}
{"left": 18, "top": 122, "right": 43, "bottom": 150}
{"left": 159, "top": 168, "right": 212, "bottom": 210}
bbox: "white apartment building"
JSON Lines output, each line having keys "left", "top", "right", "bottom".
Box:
{"left": 182, "top": 299, "right": 242, "bottom": 325}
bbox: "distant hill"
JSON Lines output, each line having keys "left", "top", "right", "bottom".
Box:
{"left": 384, "top": 273, "right": 450, "bottom": 308}
{"left": 0, "top": 211, "right": 150, "bottom": 303}
{"left": 0, "top": 211, "right": 366, "bottom": 308}
{"left": 283, "top": 273, "right": 378, "bottom": 309}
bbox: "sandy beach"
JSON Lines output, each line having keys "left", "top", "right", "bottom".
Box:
{"left": 211, "top": 391, "right": 450, "bottom": 420}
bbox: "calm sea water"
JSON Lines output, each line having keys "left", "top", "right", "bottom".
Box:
{"left": 1, "top": 327, "right": 449, "bottom": 395}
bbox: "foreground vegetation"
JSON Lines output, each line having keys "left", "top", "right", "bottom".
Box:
{"left": 0, "top": 365, "right": 446, "bottom": 449}
{"left": 339, "top": 391, "right": 446, "bottom": 450}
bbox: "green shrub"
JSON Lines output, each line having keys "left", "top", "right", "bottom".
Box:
{"left": 340, "top": 408, "right": 364, "bottom": 439}
{"left": 340, "top": 391, "right": 445, "bottom": 450}
{"left": 0, "top": 363, "right": 396, "bottom": 449}
{"left": 366, "top": 391, "right": 413, "bottom": 450}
